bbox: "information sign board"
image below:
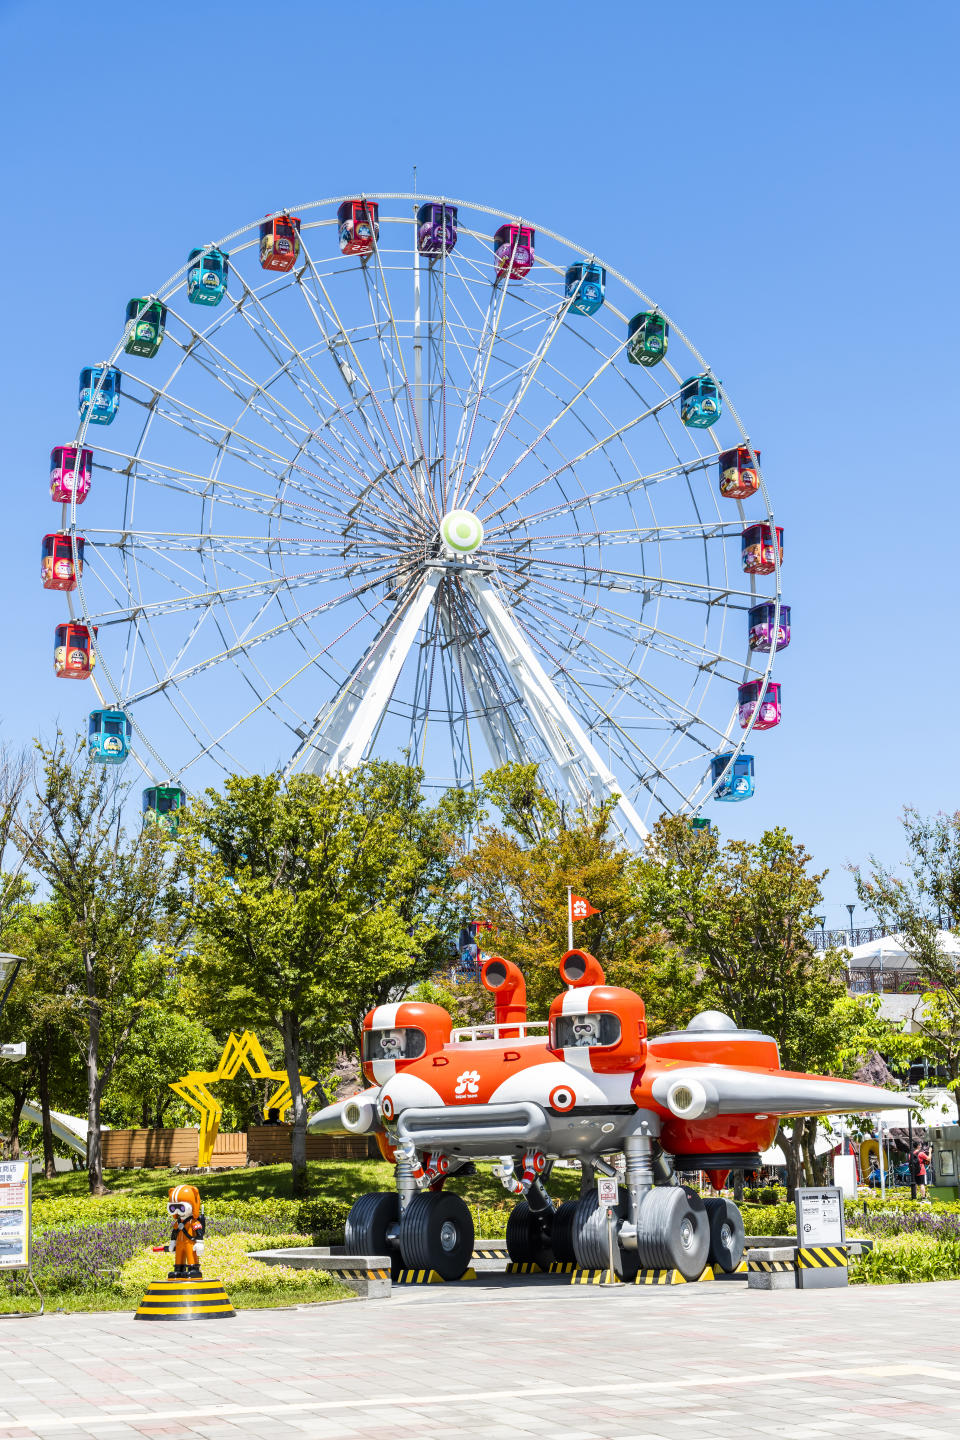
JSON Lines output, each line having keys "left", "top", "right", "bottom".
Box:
{"left": 794, "top": 1185, "right": 845, "bottom": 1247}
{"left": 0, "top": 1159, "right": 31, "bottom": 1270}
{"left": 596, "top": 1176, "right": 618, "bottom": 1208}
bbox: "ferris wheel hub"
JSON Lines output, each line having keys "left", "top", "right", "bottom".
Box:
{"left": 439, "top": 509, "right": 484, "bottom": 555}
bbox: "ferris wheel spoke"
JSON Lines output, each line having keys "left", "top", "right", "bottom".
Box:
{"left": 448, "top": 580, "right": 538, "bottom": 769}
{"left": 485, "top": 456, "right": 714, "bottom": 533}
{"left": 487, "top": 520, "right": 745, "bottom": 554}
{"left": 125, "top": 568, "right": 400, "bottom": 705}
{"left": 491, "top": 589, "right": 711, "bottom": 811}
{"left": 84, "top": 527, "right": 399, "bottom": 560}
{"left": 461, "top": 573, "right": 647, "bottom": 835}
{"left": 501, "top": 554, "right": 759, "bottom": 609}
{"left": 512, "top": 574, "right": 754, "bottom": 681}
{"left": 286, "top": 573, "right": 441, "bottom": 777}
{"left": 294, "top": 241, "right": 430, "bottom": 522}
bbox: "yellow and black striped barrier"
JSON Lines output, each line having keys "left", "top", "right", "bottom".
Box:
{"left": 569, "top": 1268, "right": 617, "bottom": 1285}
{"left": 394, "top": 1267, "right": 477, "bottom": 1284}
{"left": 474, "top": 1245, "right": 509, "bottom": 1260}
{"left": 713, "top": 1260, "right": 749, "bottom": 1281}
{"left": 135, "top": 1278, "right": 235, "bottom": 1321}
{"left": 331, "top": 1267, "right": 389, "bottom": 1283}
{"left": 548, "top": 1261, "right": 577, "bottom": 1274}
{"left": 796, "top": 1245, "right": 848, "bottom": 1269}
{"left": 634, "top": 1266, "right": 714, "bottom": 1285}
{"left": 505, "top": 1261, "right": 544, "bottom": 1275}
{"left": 748, "top": 1257, "right": 794, "bottom": 1274}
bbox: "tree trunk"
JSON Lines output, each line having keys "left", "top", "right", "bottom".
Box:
{"left": 281, "top": 1010, "right": 308, "bottom": 1198}
{"left": 777, "top": 1122, "right": 804, "bottom": 1200}
{"left": 6, "top": 1090, "right": 26, "bottom": 1161}
{"left": 86, "top": 985, "right": 105, "bottom": 1195}
{"left": 37, "top": 1039, "right": 56, "bottom": 1180}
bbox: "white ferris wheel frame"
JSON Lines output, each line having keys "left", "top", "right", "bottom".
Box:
{"left": 61, "top": 193, "right": 784, "bottom": 838}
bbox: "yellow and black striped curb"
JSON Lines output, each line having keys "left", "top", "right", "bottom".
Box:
{"left": 713, "top": 1260, "right": 749, "bottom": 1280}
{"left": 474, "top": 1246, "right": 509, "bottom": 1260}
{"left": 548, "top": 1261, "right": 577, "bottom": 1274}
{"left": 635, "top": 1267, "right": 715, "bottom": 1285}
{"left": 505, "top": 1261, "right": 544, "bottom": 1274}
{"left": 748, "top": 1258, "right": 794, "bottom": 1273}
{"left": 797, "top": 1245, "right": 848, "bottom": 1269}
{"left": 135, "top": 1279, "right": 235, "bottom": 1321}
{"left": 569, "top": 1268, "right": 618, "bottom": 1285}
{"left": 331, "top": 1268, "right": 389, "bottom": 1282}
{"left": 394, "top": 1267, "right": 478, "bottom": 1284}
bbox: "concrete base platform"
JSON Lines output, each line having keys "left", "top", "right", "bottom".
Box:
{"left": 247, "top": 1247, "right": 392, "bottom": 1298}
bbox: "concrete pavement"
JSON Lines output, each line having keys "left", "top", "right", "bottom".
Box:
{"left": 0, "top": 1276, "right": 957, "bottom": 1438}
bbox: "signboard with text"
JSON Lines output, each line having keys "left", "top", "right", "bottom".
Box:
{"left": 596, "top": 1176, "right": 619, "bottom": 1209}
{"left": 794, "top": 1186, "right": 845, "bottom": 1247}
{"left": 0, "top": 1160, "right": 31, "bottom": 1270}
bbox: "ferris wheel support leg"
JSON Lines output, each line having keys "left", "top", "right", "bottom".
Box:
{"left": 286, "top": 574, "right": 441, "bottom": 778}
{"left": 465, "top": 574, "right": 649, "bottom": 840}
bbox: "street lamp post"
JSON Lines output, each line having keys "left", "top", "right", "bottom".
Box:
{"left": 814, "top": 915, "right": 827, "bottom": 950}
{"left": 847, "top": 904, "right": 856, "bottom": 947}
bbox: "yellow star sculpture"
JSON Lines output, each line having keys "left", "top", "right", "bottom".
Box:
{"left": 169, "top": 1030, "right": 317, "bottom": 1166}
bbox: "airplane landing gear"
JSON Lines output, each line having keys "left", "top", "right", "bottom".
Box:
{"left": 505, "top": 1199, "right": 554, "bottom": 1270}
{"left": 634, "top": 1186, "right": 710, "bottom": 1280}
{"left": 344, "top": 1191, "right": 400, "bottom": 1272}
{"left": 399, "top": 1192, "right": 474, "bottom": 1279}
{"left": 703, "top": 1197, "right": 745, "bottom": 1272}
{"left": 572, "top": 1187, "right": 640, "bottom": 1280}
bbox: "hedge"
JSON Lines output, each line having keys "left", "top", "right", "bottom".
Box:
{"left": 32, "top": 1194, "right": 351, "bottom": 1240}
{"left": 850, "top": 1233, "right": 960, "bottom": 1285}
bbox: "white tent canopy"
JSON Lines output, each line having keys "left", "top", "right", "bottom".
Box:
{"left": 845, "top": 929, "right": 960, "bottom": 971}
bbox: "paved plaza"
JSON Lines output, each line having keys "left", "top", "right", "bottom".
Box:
{"left": 0, "top": 1277, "right": 958, "bottom": 1439}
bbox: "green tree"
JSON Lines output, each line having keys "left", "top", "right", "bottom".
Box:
{"left": 639, "top": 816, "right": 902, "bottom": 1194}
{"left": 14, "top": 736, "right": 181, "bottom": 1194}
{"left": 177, "top": 762, "right": 474, "bottom": 1195}
{"left": 105, "top": 990, "right": 220, "bottom": 1130}
{"left": 455, "top": 763, "right": 685, "bottom": 1027}
{"left": 854, "top": 807, "right": 960, "bottom": 1118}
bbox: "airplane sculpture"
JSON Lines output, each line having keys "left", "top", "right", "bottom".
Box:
{"left": 310, "top": 949, "right": 900, "bottom": 1280}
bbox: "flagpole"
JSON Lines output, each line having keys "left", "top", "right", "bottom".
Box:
{"left": 567, "top": 887, "right": 574, "bottom": 951}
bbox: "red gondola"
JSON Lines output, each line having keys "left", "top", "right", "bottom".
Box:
{"left": 259, "top": 213, "right": 301, "bottom": 273}
{"left": 741, "top": 523, "right": 783, "bottom": 576}
{"left": 41, "top": 532, "right": 85, "bottom": 591}
{"left": 54, "top": 622, "right": 96, "bottom": 679}
{"left": 337, "top": 199, "right": 380, "bottom": 258}
{"left": 719, "top": 446, "right": 760, "bottom": 500}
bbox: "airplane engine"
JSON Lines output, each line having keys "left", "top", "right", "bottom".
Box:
{"left": 341, "top": 1095, "right": 380, "bottom": 1134}
{"left": 360, "top": 1001, "right": 452, "bottom": 1085}
{"left": 548, "top": 950, "right": 647, "bottom": 1075}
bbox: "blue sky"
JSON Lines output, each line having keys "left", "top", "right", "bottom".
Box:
{"left": 1, "top": 1, "right": 956, "bottom": 927}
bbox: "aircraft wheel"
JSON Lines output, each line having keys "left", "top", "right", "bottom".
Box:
{"left": 344, "top": 1191, "right": 398, "bottom": 1258}
{"left": 635, "top": 1186, "right": 709, "bottom": 1281}
{"left": 398, "top": 1192, "right": 475, "bottom": 1280}
{"left": 550, "top": 1199, "right": 579, "bottom": 1265}
{"left": 572, "top": 1187, "right": 639, "bottom": 1280}
{"left": 704, "top": 1197, "right": 745, "bottom": 1273}
{"left": 506, "top": 1200, "right": 553, "bottom": 1270}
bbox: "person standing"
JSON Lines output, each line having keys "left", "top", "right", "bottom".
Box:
{"left": 912, "top": 1143, "right": 930, "bottom": 1200}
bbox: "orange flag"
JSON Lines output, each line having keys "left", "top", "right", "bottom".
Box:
{"left": 570, "top": 894, "right": 600, "bottom": 922}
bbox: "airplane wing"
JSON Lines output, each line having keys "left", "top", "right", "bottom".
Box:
{"left": 308, "top": 1087, "right": 382, "bottom": 1135}
{"left": 650, "top": 1066, "right": 901, "bottom": 1121}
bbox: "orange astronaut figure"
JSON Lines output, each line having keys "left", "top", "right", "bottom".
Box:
{"left": 166, "top": 1184, "right": 205, "bottom": 1279}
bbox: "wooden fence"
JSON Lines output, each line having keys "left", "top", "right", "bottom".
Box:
{"left": 100, "top": 1126, "right": 376, "bottom": 1169}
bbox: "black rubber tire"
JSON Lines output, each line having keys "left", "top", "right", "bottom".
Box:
{"left": 344, "top": 1191, "right": 398, "bottom": 1257}
{"left": 572, "top": 1187, "right": 639, "bottom": 1281}
{"left": 398, "top": 1192, "right": 475, "bottom": 1280}
{"left": 505, "top": 1200, "right": 553, "bottom": 1270}
{"left": 635, "top": 1186, "right": 710, "bottom": 1281}
{"left": 704, "top": 1197, "right": 745, "bottom": 1273}
{"left": 550, "top": 1199, "right": 579, "bottom": 1265}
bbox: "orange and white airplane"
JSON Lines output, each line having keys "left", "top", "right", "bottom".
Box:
{"left": 311, "top": 950, "right": 898, "bottom": 1279}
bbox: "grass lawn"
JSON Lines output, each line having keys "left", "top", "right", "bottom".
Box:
{"left": 0, "top": 1284, "right": 355, "bottom": 1315}
{"left": 31, "top": 1158, "right": 583, "bottom": 1210}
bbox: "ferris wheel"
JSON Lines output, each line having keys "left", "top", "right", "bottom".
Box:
{"left": 45, "top": 193, "right": 788, "bottom": 834}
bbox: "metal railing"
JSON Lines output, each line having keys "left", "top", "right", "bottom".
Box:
{"left": 450, "top": 1020, "right": 549, "bottom": 1042}
{"left": 809, "top": 925, "right": 885, "bottom": 950}
{"left": 844, "top": 969, "right": 943, "bottom": 996}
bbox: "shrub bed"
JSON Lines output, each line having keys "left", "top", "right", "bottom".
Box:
{"left": 850, "top": 1233, "right": 960, "bottom": 1285}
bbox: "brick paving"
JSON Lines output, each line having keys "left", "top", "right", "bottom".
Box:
{"left": 0, "top": 1277, "right": 957, "bottom": 1438}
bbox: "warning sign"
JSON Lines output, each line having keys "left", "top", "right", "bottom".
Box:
{"left": 596, "top": 1176, "right": 618, "bottom": 1208}
{"left": 0, "top": 1160, "right": 31, "bottom": 1270}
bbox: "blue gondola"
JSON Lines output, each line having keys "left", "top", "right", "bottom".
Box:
{"left": 711, "top": 753, "right": 754, "bottom": 801}
{"left": 78, "top": 366, "right": 121, "bottom": 425}
{"left": 680, "top": 374, "right": 722, "bottom": 428}
{"left": 142, "top": 785, "right": 187, "bottom": 829}
{"left": 564, "top": 262, "right": 606, "bottom": 316}
{"left": 88, "top": 709, "right": 132, "bottom": 765}
{"left": 187, "top": 247, "right": 229, "bottom": 306}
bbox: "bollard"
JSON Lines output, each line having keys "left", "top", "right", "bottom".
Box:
{"left": 602, "top": 1206, "right": 619, "bottom": 1286}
